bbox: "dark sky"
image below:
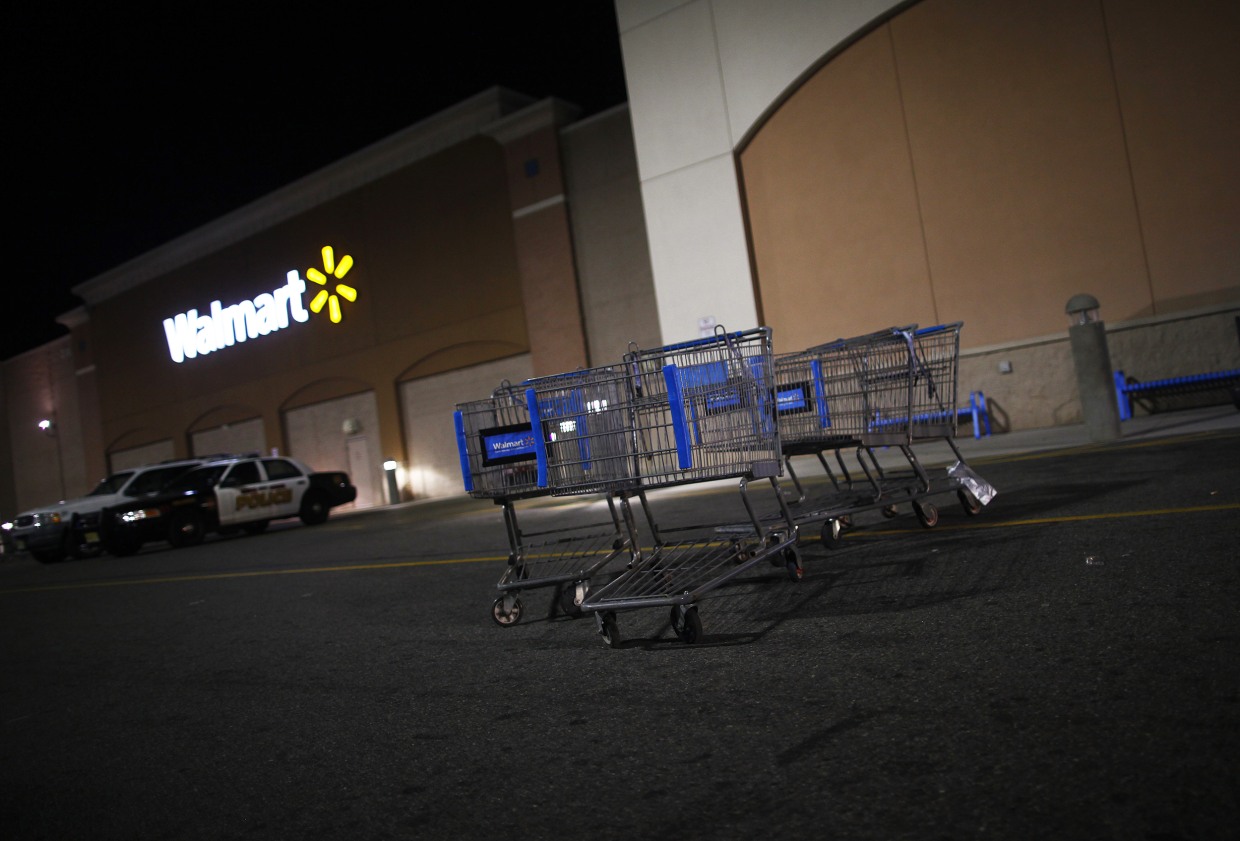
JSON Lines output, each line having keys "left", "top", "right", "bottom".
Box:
{"left": 7, "top": 3, "right": 628, "bottom": 361}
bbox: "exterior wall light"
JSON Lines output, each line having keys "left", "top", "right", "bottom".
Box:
{"left": 383, "top": 460, "right": 401, "bottom": 505}
{"left": 1065, "top": 293, "right": 1101, "bottom": 326}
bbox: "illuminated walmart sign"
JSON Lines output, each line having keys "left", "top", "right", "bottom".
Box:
{"left": 163, "top": 246, "right": 357, "bottom": 364}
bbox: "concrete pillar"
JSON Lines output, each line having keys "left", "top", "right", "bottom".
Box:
{"left": 1066, "top": 294, "right": 1120, "bottom": 442}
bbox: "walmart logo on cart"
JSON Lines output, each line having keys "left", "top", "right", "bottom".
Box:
{"left": 162, "top": 246, "right": 358, "bottom": 364}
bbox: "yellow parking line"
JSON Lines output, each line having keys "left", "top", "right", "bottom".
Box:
{"left": 5, "top": 428, "right": 1235, "bottom": 595}
{"left": 850, "top": 502, "right": 1240, "bottom": 538}
{"left": 0, "top": 555, "right": 509, "bottom": 595}
{"left": 966, "top": 428, "right": 1237, "bottom": 466}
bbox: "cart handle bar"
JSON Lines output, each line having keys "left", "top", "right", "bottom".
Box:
{"left": 524, "top": 388, "right": 551, "bottom": 488}
{"left": 453, "top": 410, "right": 474, "bottom": 493}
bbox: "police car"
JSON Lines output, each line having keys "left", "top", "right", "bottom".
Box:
{"left": 4, "top": 457, "right": 206, "bottom": 563}
{"left": 99, "top": 454, "right": 357, "bottom": 555}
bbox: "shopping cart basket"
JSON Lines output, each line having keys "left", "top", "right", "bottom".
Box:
{"left": 775, "top": 324, "right": 994, "bottom": 548}
{"left": 454, "top": 381, "right": 634, "bottom": 626}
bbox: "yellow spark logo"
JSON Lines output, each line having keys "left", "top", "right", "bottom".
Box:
{"left": 306, "top": 246, "right": 357, "bottom": 323}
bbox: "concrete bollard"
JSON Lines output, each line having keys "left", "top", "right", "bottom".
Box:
{"left": 1066, "top": 294, "right": 1121, "bottom": 442}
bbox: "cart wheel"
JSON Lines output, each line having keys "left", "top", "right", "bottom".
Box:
{"left": 558, "top": 582, "right": 585, "bottom": 618}
{"left": 821, "top": 518, "right": 844, "bottom": 550}
{"left": 839, "top": 514, "right": 853, "bottom": 529}
{"left": 913, "top": 500, "right": 939, "bottom": 529}
{"left": 765, "top": 532, "right": 788, "bottom": 566}
{"left": 599, "top": 611, "right": 621, "bottom": 648}
{"left": 958, "top": 488, "right": 983, "bottom": 517}
{"left": 491, "top": 595, "right": 523, "bottom": 627}
{"left": 783, "top": 546, "right": 803, "bottom": 581}
{"left": 671, "top": 606, "right": 703, "bottom": 644}
{"left": 881, "top": 505, "right": 899, "bottom": 519}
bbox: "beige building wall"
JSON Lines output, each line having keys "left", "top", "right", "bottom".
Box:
{"left": 739, "top": 25, "right": 940, "bottom": 347}
{"left": 489, "top": 102, "right": 590, "bottom": 376}
{"left": 616, "top": 0, "right": 912, "bottom": 344}
{"left": 562, "top": 105, "right": 662, "bottom": 364}
{"left": 2, "top": 339, "right": 98, "bottom": 508}
{"left": 0, "top": 368, "right": 14, "bottom": 517}
{"left": 400, "top": 354, "right": 535, "bottom": 500}
{"left": 111, "top": 440, "right": 176, "bottom": 472}
{"left": 190, "top": 417, "right": 266, "bottom": 459}
{"left": 739, "top": 0, "right": 1239, "bottom": 427}
{"left": 1107, "top": 0, "right": 1239, "bottom": 310}
{"left": 285, "top": 391, "right": 381, "bottom": 509}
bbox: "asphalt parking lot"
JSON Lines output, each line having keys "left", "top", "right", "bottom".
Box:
{"left": 2, "top": 407, "right": 1238, "bottom": 840}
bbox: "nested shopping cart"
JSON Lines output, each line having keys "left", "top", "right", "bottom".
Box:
{"left": 773, "top": 323, "right": 993, "bottom": 548}
{"left": 454, "top": 381, "right": 634, "bottom": 626}
{"left": 524, "top": 326, "right": 802, "bottom": 647}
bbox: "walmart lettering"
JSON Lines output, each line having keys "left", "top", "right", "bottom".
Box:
{"left": 163, "top": 272, "right": 310, "bottom": 364}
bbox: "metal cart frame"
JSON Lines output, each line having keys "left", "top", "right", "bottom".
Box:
{"left": 524, "top": 327, "right": 802, "bottom": 646}
{"left": 773, "top": 324, "right": 991, "bottom": 548}
{"left": 454, "top": 383, "right": 634, "bottom": 626}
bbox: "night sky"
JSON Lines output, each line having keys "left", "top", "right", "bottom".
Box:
{"left": 8, "top": 3, "right": 628, "bottom": 361}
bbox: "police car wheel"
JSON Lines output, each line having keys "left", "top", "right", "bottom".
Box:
{"left": 106, "top": 536, "right": 142, "bottom": 557}
{"left": 168, "top": 512, "right": 205, "bottom": 548}
{"left": 299, "top": 494, "right": 329, "bottom": 526}
{"left": 62, "top": 526, "right": 87, "bottom": 561}
{"left": 31, "top": 548, "right": 62, "bottom": 564}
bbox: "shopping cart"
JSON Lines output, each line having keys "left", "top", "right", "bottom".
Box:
{"left": 525, "top": 326, "right": 802, "bottom": 647}
{"left": 454, "top": 381, "right": 634, "bottom": 626}
{"left": 774, "top": 323, "right": 994, "bottom": 548}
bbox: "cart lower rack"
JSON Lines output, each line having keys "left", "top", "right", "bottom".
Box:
{"left": 587, "top": 480, "right": 801, "bottom": 645}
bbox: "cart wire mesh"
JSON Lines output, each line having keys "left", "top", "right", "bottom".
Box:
{"left": 454, "top": 383, "right": 542, "bottom": 500}
{"left": 621, "top": 326, "right": 782, "bottom": 488}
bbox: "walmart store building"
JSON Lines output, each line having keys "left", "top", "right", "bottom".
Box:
{"left": 3, "top": 0, "right": 1237, "bottom": 518}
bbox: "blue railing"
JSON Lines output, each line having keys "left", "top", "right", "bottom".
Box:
{"left": 1113, "top": 369, "right": 1240, "bottom": 421}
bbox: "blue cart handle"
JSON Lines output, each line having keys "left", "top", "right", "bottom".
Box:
{"left": 524, "top": 388, "right": 550, "bottom": 488}
{"left": 453, "top": 411, "right": 473, "bottom": 493}
{"left": 913, "top": 321, "right": 963, "bottom": 336}
{"left": 662, "top": 364, "right": 694, "bottom": 470}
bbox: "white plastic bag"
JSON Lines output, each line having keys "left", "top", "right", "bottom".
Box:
{"left": 947, "top": 461, "right": 997, "bottom": 506}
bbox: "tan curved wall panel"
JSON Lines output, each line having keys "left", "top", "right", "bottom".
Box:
{"left": 741, "top": 26, "right": 938, "bottom": 350}
{"left": 742, "top": 0, "right": 1239, "bottom": 350}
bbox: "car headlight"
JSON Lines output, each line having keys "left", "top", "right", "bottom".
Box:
{"left": 119, "top": 508, "right": 161, "bottom": 524}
